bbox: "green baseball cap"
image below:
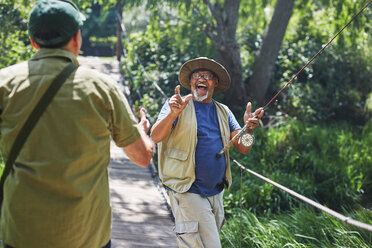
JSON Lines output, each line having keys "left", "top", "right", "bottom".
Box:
{"left": 28, "top": 0, "right": 86, "bottom": 47}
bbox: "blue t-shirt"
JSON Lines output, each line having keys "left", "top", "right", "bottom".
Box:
{"left": 157, "top": 100, "right": 241, "bottom": 196}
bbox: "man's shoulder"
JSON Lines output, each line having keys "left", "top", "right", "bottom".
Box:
{"left": 0, "top": 61, "right": 29, "bottom": 85}
{"left": 0, "top": 61, "right": 28, "bottom": 75}
{"left": 213, "top": 100, "right": 230, "bottom": 112}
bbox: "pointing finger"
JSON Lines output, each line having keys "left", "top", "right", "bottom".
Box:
{"left": 175, "top": 85, "right": 180, "bottom": 95}
{"left": 139, "top": 107, "right": 147, "bottom": 121}
{"left": 246, "top": 102, "right": 252, "bottom": 114}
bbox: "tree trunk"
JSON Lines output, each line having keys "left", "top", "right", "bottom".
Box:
{"left": 248, "top": 0, "right": 295, "bottom": 105}
{"left": 217, "top": 40, "right": 245, "bottom": 106}
{"left": 202, "top": 0, "right": 247, "bottom": 106}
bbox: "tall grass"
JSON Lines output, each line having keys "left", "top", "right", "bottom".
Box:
{"left": 221, "top": 207, "right": 372, "bottom": 247}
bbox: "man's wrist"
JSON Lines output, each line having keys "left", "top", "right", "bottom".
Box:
{"left": 168, "top": 111, "right": 179, "bottom": 120}
{"left": 246, "top": 127, "right": 254, "bottom": 134}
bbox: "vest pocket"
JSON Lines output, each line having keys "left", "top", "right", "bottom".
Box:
{"left": 165, "top": 148, "right": 189, "bottom": 161}
{"left": 163, "top": 148, "right": 191, "bottom": 179}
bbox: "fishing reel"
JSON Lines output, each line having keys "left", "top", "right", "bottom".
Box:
{"left": 216, "top": 126, "right": 255, "bottom": 158}
{"left": 240, "top": 132, "right": 255, "bottom": 147}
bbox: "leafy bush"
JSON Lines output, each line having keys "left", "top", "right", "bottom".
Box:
{"left": 263, "top": 0, "right": 372, "bottom": 125}
{"left": 0, "top": 2, "right": 32, "bottom": 68}
{"left": 270, "top": 40, "right": 372, "bottom": 125}
{"left": 80, "top": 4, "right": 117, "bottom": 57}
{"left": 121, "top": 11, "right": 215, "bottom": 120}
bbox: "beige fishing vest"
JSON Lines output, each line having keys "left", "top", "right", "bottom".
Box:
{"left": 158, "top": 99, "right": 232, "bottom": 193}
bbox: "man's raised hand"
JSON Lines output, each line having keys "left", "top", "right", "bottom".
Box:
{"left": 168, "top": 85, "right": 192, "bottom": 116}
{"left": 138, "top": 107, "right": 151, "bottom": 133}
{"left": 244, "top": 102, "right": 264, "bottom": 131}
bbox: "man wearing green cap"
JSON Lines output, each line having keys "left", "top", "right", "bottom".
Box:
{"left": 0, "top": 1, "right": 154, "bottom": 248}
{"left": 151, "top": 57, "right": 264, "bottom": 247}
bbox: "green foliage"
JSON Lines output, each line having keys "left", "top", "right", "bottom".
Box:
{"left": 225, "top": 120, "right": 371, "bottom": 216}
{"left": 89, "top": 36, "right": 117, "bottom": 46}
{"left": 120, "top": 0, "right": 372, "bottom": 124}
{"left": 271, "top": 37, "right": 372, "bottom": 124}
{"left": 0, "top": 1, "right": 33, "bottom": 68}
{"left": 121, "top": 10, "right": 215, "bottom": 119}
{"left": 366, "top": 93, "right": 372, "bottom": 119}
{"left": 244, "top": 0, "right": 372, "bottom": 124}
{"left": 77, "top": 0, "right": 117, "bottom": 10}
{"left": 80, "top": 4, "right": 117, "bottom": 56}
{"left": 221, "top": 207, "right": 372, "bottom": 247}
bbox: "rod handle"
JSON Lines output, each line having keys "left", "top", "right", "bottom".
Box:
{"left": 216, "top": 125, "right": 249, "bottom": 158}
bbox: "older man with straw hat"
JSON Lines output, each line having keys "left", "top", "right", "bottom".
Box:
{"left": 151, "top": 57, "right": 264, "bottom": 247}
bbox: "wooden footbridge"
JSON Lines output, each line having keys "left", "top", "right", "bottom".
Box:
{"left": 78, "top": 56, "right": 177, "bottom": 248}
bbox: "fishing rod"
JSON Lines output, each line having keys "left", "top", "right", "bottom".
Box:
{"left": 216, "top": 0, "right": 372, "bottom": 158}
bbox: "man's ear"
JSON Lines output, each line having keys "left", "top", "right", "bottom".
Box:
{"left": 30, "top": 37, "right": 39, "bottom": 50}
{"left": 71, "top": 30, "right": 82, "bottom": 55}
{"left": 214, "top": 78, "right": 219, "bottom": 87}
{"left": 72, "top": 30, "right": 80, "bottom": 44}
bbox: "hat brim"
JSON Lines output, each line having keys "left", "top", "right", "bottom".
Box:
{"left": 178, "top": 57, "right": 231, "bottom": 95}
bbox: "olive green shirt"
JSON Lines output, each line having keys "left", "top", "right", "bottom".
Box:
{"left": 0, "top": 49, "right": 140, "bottom": 248}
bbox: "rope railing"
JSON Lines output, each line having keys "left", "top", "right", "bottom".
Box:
{"left": 233, "top": 159, "right": 372, "bottom": 233}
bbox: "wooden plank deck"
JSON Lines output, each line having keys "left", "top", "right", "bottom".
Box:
{"left": 109, "top": 141, "right": 177, "bottom": 248}
{"left": 77, "top": 56, "right": 177, "bottom": 248}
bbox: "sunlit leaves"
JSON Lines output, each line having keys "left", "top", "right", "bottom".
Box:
{"left": 0, "top": 1, "right": 32, "bottom": 68}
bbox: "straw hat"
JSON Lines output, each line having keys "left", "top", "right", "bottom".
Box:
{"left": 178, "top": 57, "right": 231, "bottom": 94}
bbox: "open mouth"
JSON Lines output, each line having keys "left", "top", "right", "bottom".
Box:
{"left": 196, "top": 83, "right": 208, "bottom": 90}
{"left": 196, "top": 83, "right": 208, "bottom": 96}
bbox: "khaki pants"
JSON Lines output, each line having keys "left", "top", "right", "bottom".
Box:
{"left": 167, "top": 190, "right": 225, "bottom": 248}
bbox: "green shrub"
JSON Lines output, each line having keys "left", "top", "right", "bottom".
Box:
{"left": 121, "top": 13, "right": 215, "bottom": 120}
{"left": 0, "top": 2, "right": 32, "bottom": 68}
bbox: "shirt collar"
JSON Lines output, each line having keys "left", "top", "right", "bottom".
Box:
{"left": 30, "top": 48, "right": 79, "bottom": 65}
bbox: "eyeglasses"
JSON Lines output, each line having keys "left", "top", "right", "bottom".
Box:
{"left": 191, "top": 72, "right": 214, "bottom": 80}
